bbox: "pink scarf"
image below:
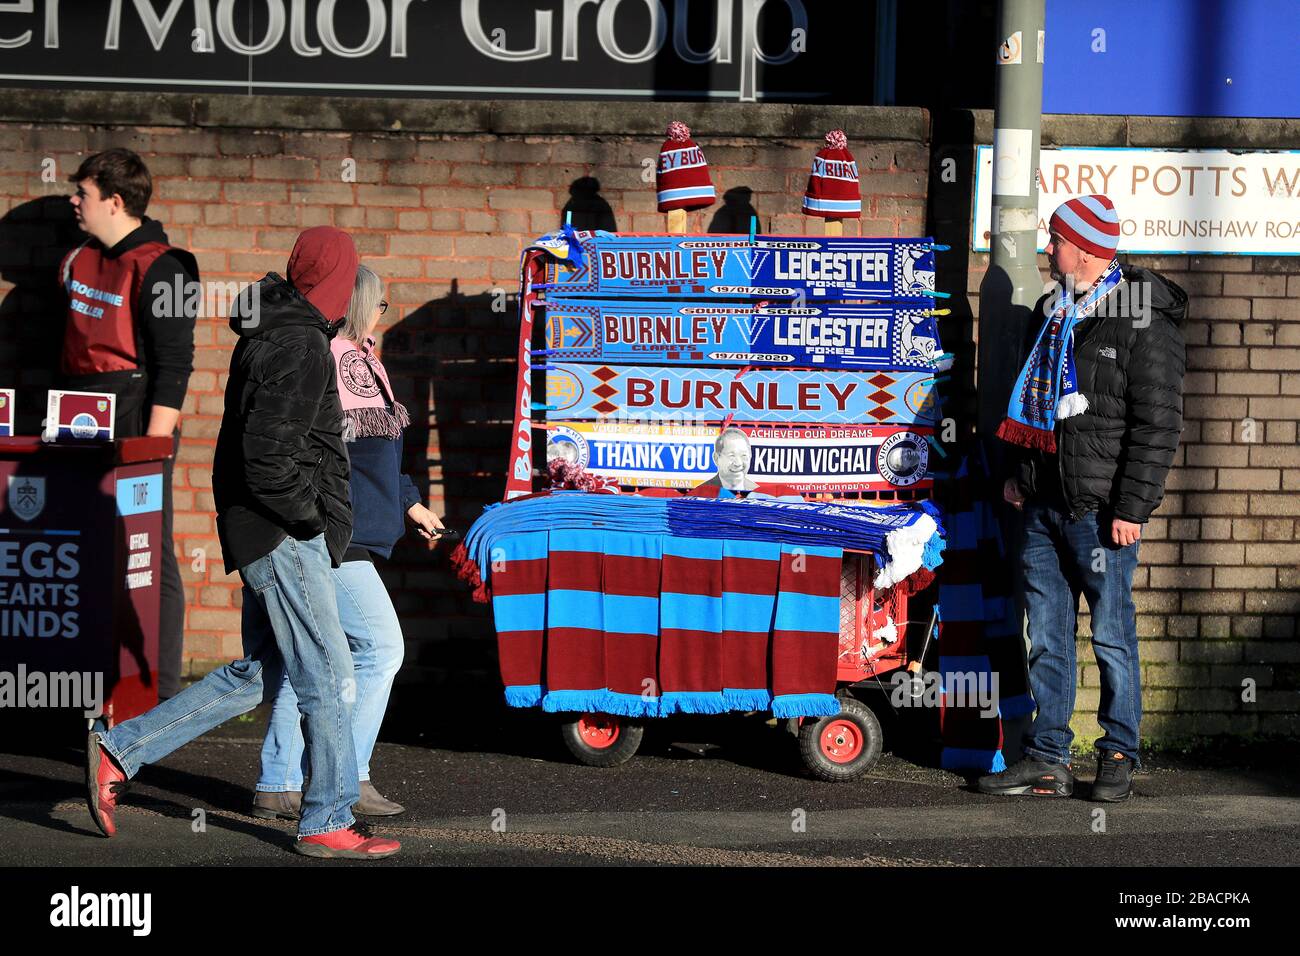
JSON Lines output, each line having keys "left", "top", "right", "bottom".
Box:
{"left": 330, "top": 334, "right": 411, "bottom": 441}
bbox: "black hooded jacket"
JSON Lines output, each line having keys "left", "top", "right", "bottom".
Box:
{"left": 212, "top": 273, "right": 351, "bottom": 573}
{"left": 1011, "top": 265, "right": 1187, "bottom": 524}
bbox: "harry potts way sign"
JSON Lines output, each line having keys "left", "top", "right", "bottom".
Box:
{"left": 546, "top": 422, "right": 933, "bottom": 492}
{"left": 536, "top": 234, "right": 938, "bottom": 300}
{"left": 543, "top": 364, "right": 940, "bottom": 426}
{"left": 540, "top": 300, "right": 945, "bottom": 371}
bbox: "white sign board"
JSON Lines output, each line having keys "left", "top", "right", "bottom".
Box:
{"left": 973, "top": 146, "right": 1300, "bottom": 255}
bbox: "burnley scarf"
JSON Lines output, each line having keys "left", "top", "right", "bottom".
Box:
{"left": 482, "top": 527, "right": 843, "bottom": 718}
{"left": 997, "top": 260, "right": 1122, "bottom": 452}
{"left": 452, "top": 491, "right": 946, "bottom": 600}
{"left": 935, "top": 451, "right": 1035, "bottom": 772}
{"left": 331, "top": 334, "right": 410, "bottom": 440}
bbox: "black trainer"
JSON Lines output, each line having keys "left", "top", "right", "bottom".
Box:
{"left": 977, "top": 757, "right": 1074, "bottom": 797}
{"left": 1091, "top": 751, "right": 1134, "bottom": 802}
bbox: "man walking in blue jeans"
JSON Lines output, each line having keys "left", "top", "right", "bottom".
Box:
{"left": 86, "top": 227, "right": 401, "bottom": 858}
{"left": 979, "top": 195, "right": 1186, "bottom": 802}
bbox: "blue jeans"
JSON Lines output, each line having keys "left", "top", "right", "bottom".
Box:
{"left": 1021, "top": 503, "right": 1142, "bottom": 767}
{"left": 257, "top": 559, "right": 405, "bottom": 792}
{"left": 98, "top": 534, "right": 360, "bottom": 837}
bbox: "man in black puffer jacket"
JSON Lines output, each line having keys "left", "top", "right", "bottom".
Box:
{"left": 979, "top": 195, "right": 1186, "bottom": 803}
{"left": 87, "top": 228, "right": 401, "bottom": 859}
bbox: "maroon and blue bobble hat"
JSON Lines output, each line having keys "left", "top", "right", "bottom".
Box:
{"left": 656, "top": 121, "right": 716, "bottom": 213}
{"left": 802, "top": 129, "right": 861, "bottom": 219}
{"left": 1049, "top": 194, "right": 1121, "bottom": 259}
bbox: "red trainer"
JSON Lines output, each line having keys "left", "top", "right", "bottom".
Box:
{"left": 85, "top": 731, "right": 128, "bottom": 838}
{"left": 295, "top": 822, "right": 401, "bottom": 860}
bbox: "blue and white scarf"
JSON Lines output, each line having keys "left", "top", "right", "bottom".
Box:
{"left": 997, "top": 259, "right": 1122, "bottom": 452}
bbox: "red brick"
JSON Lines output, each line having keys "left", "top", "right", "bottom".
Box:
{"left": 252, "top": 157, "right": 319, "bottom": 180}
{"left": 288, "top": 182, "right": 354, "bottom": 205}
{"left": 356, "top": 184, "right": 423, "bottom": 207}
{"left": 488, "top": 188, "right": 556, "bottom": 210}
{"left": 386, "top": 163, "right": 452, "bottom": 186}
{"left": 156, "top": 179, "right": 221, "bottom": 202}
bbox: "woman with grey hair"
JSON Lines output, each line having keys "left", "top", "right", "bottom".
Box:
{"left": 253, "top": 264, "right": 445, "bottom": 819}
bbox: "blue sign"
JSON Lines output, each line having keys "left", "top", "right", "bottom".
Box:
{"left": 116, "top": 474, "right": 162, "bottom": 517}
{"left": 541, "top": 300, "right": 945, "bottom": 371}
{"left": 1044, "top": 0, "right": 1300, "bottom": 119}
{"left": 537, "top": 232, "right": 938, "bottom": 301}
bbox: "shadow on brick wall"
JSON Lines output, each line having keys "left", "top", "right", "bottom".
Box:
{"left": 925, "top": 111, "right": 980, "bottom": 443}
{"left": 0, "top": 197, "right": 82, "bottom": 432}
{"left": 708, "top": 186, "right": 760, "bottom": 234}
{"left": 561, "top": 176, "right": 616, "bottom": 232}
{"left": 380, "top": 278, "right": 522, "bottom": 721}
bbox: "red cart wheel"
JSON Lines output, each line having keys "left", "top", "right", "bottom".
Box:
{"left": 577, "top": 713, "right": 621, "bottom": 748}
{"left": 560, "top": 712, "right": 644, "bottom": 768}
{"left": 798, "top": 697, "right": 883, "bottom": 782}
{"left": 818, "top": 718, "right": 863, "bottom": 764}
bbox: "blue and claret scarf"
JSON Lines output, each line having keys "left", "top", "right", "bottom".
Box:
{"left": 997, "top": 259, "right": 1122, "bottom": 452}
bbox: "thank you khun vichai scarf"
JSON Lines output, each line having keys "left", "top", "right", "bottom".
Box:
{"left": 997, "top": 259, "right": 1122, "bottom": 452}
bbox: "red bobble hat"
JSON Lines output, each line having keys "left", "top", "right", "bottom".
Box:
{"left": 1049, "top": 194, "right": 1121, "bottom": 259}
{"left": 802, "top": 129, "right": 861, "bottom": 219}
{"left": 656, "top": 121, "right": 716, "bottom": 213}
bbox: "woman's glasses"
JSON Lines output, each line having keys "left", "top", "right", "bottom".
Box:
{"left": 378, "top": 300, "right": 389, "bottom": 315}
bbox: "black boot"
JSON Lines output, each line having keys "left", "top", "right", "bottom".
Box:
{"left": 977, "top": 756, "right": 1074, "bottom": 797}
{"left": 1091, "top": 751, "right": 1135, "bottom": 802}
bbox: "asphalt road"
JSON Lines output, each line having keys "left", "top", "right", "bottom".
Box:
{"left": 2, "top": 696, "right": 1297, "bottom": 867}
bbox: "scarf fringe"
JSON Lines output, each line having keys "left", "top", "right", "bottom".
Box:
{"left": 1055, "top": 391, "right": 1089, "bottom": 419}
{"left": 449, "top": 543, "right": 490, "bottom": 603}
{"left": 599, "top": 691, "right": 661, "bottom": 718}
{"left": 771, "top": 693, "right": 842, "bottom": 719}
{"left": 658, "top": 691, "right": 730, "bottom": 715}
{"left": 995, "top": 417, "right": 1058, "bottom": 453}
{"left": 722, "top": 688, "right": 773, "bottom": 711}
{"left": 873, "top": 513, "right": 939, "bottom": 589}
{"left": 343, "top": 402, "right": 410, "bottom": 441}
{"left": 504, "top": 684, "right": 545, "bottom": 708}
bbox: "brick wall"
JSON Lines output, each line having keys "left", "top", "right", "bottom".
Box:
{"left": 934, "top": 113, "right": 1300, "bottom": 744}
{"left": 0, "top": 91, "right": 929, "bottom": 690}
{"left": 2, "top": 91, "right": 1295, "bottom": 743}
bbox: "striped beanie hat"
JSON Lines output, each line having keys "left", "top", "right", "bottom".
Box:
{"left": 656, "top": 121, "right": 715, "bottom": 213}
{"left": 1049, "top": 194, "right": 1120, "bottom": 259}
{"left": 803, "top": 129, "right": 861, "bottom": 219}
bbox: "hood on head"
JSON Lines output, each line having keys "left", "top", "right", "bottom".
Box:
{"left": 287, "top": 226, "right": 358, "bottom": 323}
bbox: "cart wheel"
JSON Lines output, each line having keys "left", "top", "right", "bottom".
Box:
{"left": 798, "top": 697, "right": 883, "bottom": 782}
{"left": 560, "top": 712, "right": 644, "bottom": 768}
